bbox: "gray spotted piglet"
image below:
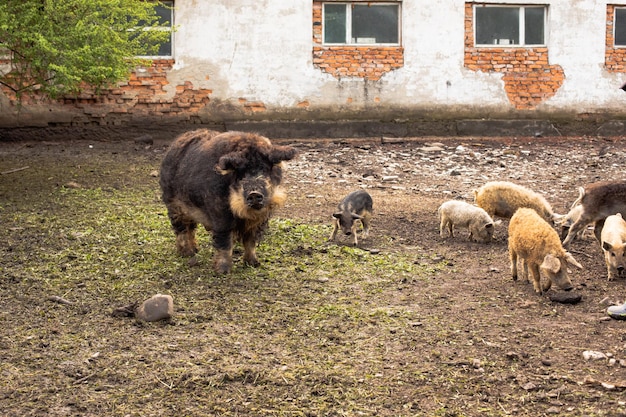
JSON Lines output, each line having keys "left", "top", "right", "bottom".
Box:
{"left": 330, "top": 190, "right": 373, "bottom": 246}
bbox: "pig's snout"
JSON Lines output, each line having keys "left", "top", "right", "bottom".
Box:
{"left": 246, "top": 191, "right": 264, "bottom": 208}
{"left": 618, "top": 265, "right": 625, "bottom": 275}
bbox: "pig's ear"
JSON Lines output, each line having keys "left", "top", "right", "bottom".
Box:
{"left": 216, "top": 152, "right": 245, "bottom": 174}
{"left": 268, "top": 146, "right": 297, "bottom": 164}
{"left": 332, "top": 212, "right": 342, "bottom": 219}
{"left": 602, "top": 241, "right": 612, "bottom": 252}
{"left": 484, "top": 223, "right": 494, "bottom": 230}
{"left": 565, "top": 252, "right": 583, "bottom": 269}
{"left": 541, "top": 254, "right": 562, "bottom": 274}
{"left": 351, "top": 213, "right": 364, "bottom": 220}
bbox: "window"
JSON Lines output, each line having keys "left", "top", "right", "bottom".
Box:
{"left": 323, "top": 2, "right": 400, "bottom": 45}
{"left": 474, "top": 5, "right": 546, "bottom": 46}
{"left": 615, "top": 8, "right": 626, "bottom": 46}
{"left": 137, "top": 1, "right": 174, "bottom": 57}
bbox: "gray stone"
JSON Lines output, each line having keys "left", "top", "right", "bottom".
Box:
{"left": 418, "top": 146, "right": 444, "bottom": 152}
{"left": 549, "top": 291, "right": 582, "bottom": 304}
{"left": 136, "top": 294, "right": 174, "bottom": 322}
{"left": 582, "top": 350, "right": 607, "bottom": 361}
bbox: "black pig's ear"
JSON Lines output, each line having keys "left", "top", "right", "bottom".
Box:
{"left": 268, "top": 146, "right": 297, "bottom": 164}
{"left": 216, "top": 152, "right": 245, "bottom": 174}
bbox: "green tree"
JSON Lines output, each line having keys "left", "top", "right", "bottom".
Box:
{"left": 0, "top": 0, "right": 171, "bottom": 100}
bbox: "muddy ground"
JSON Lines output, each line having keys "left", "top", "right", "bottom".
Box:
{"left": 1, "top": 130, "right": 626, "bottom": 417}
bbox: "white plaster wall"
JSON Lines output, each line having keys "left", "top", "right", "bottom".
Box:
{"left": 395, "top": 0, "right": 509, "bottom": 108}
{"left": 167, "top": 0, "right": 626, "bottom": 115}
{"left": 170, "top": 0, "right": 321, "bottom": 106}
{"left": 544, "top": 0, "right": 625, "bottom": 110}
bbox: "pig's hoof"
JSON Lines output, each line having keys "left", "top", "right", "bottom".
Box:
{"left": 213, "top": 259, "right": 232, "bottom": 274}
{"left": 244, "top": 257, "right": 260, "bottom": 268}
{"left": 178, "top": 248, "right": 198, "bottom": 257}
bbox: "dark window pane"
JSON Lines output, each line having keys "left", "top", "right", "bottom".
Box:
{"left": 475, "top": 6, "right": 519, "bottom": 45}
{"left": 352, "top": 5, "right": 399, "bottom": 44}
{"left": 151, "top": 1, "right": 173, "bottom": 56}
{"left": 155, "top": 3, "right": 173, "bottom": 26}
{"left": 133, "top": 32, "right": 172, "bottom": 57}
{"left": 136, "top": 1, "right": 172, "bottom": 27}
{"left": 525, "top": 7, "right": 544, "bottom": 45}
{"left": 158, "top": 40, "right": 172, "bottom": 56}
{"left": 616, "top": 8, "right": 626, "bottom": 46}
{"left": 324, "top": 4, "right": 346, "bottom": 43}
{"left": 134, "top": 1, "right": 173, "bottom": 56}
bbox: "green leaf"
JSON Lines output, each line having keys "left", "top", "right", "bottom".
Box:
{"left": 0, "top": 0, "right": 172, "bottom": 99}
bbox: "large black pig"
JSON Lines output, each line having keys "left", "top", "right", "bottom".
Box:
{"left": 159, "top": 129, "right": 297, "bottom": 274}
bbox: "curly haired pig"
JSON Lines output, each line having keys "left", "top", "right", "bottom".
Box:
{"left": 437, "top": 200, "right": 497, "bottom": 243}
{"left": 555, "top": 204, "right": 591, "bottom": 241}
{"left": 474, "top": 181, "right": 557, "bottom": 223}
{"left": 562, "top": 180, "right": 626, "bottom": 247}
{"left": 508, "top": 208, "right": 582, "bottom": 294}
{"left": 600, "top": 213, "right": 626, "bottom": 281}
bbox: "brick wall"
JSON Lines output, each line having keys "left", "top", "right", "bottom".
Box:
{"left": 1, "top": 60, "right": 212, "bottom": 126}
{"left": 64, "top": 60, "right": 212, "bottom": 125}
{"left": 605, "top": 5, "right": 626, "bottom": 72}
{"left": 463, "top": 3, "right": 564, "bottom": 110}
{"left": 312, "top": 2, "right": 404, "bottom": 81}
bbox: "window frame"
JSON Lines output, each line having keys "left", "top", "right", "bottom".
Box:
{"left": 322, "top": 2, "right": 401, "bottom": 46}
{"left": 473, "top": 4, "right": 547, "bottom": 47}
{"left": 136, "top": 0, "right": 174, "bottom": 59}
{"left": 614, "top": 7, "right": 626, "bottom": 47}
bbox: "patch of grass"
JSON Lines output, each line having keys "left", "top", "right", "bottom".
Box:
{"left": 1, "top": 169, "right": 450, "bottom": 416}
{"left": 7, "top": 186, "right": 174, "bottom": 295}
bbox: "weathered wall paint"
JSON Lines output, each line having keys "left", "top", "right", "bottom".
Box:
{"left": 2, "top": 0, "right": 626, "bottom": 130}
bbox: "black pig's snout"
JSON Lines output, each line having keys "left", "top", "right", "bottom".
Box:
{"left": 246, "top": 191, "right": 264, "bottom": 208}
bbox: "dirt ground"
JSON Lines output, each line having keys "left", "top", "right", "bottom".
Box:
{"left": 1, "top": 130, "right": 626, "bottom": 416}
{"left": 284, "top": 135, "right": 626, "bottom": 404}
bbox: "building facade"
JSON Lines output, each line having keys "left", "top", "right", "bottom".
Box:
{"left": 3, "top": 0, "right": 626, "bottom": 136}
